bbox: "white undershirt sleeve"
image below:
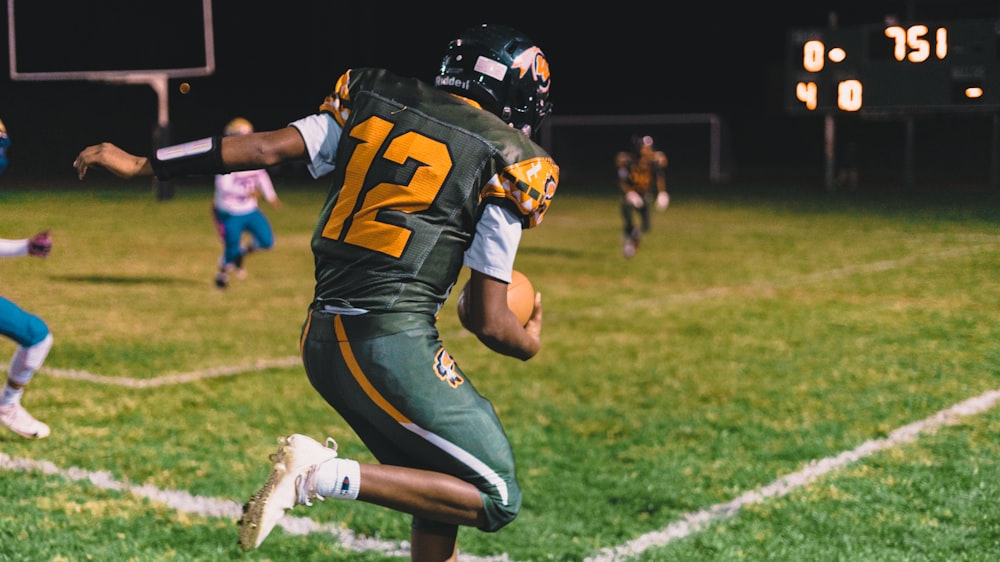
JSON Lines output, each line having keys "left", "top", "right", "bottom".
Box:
{"left": 0, "top": 238, "right": 29, "bottom": 258}
{"left": 289, "top": 113, "right": 342, "bottom": 179}
{"left": 462, "top": 204, "right": 523, "bottom": 283}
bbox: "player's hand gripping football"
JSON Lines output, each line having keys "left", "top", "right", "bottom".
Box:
{"left": 74, "top": 143, "right": 152, "bottom": 180}
{"left": 28, "top": 229, "right": 52, "bottom": 258}
{"left": 523, "top": 291, "right": 543, "bottom": 341}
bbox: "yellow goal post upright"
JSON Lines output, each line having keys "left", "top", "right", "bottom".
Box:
{"left": 7, "top": 0, "right": 215, "bottom": 200}
{"left": 538, "top": 113, "right": 731, "bottom": 185}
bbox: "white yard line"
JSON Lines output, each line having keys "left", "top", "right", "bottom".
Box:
{"left": 8, "top": 243, "right": 995, "bottom": 560}
{"left": 575, "top": 243, "right": 997, "bottom": 315}
{"left": 42, "top": 356, "right": 302, "bottom": 387}
{"left": 39, "top": 244, "right": 996, "bottom": 388}
{"left": 2, "top": 388, "right": 997, "bottom": 561}
{"left": 0, "top": 451, "right": 412, "bottom": 558}
{"left": 584, "top": 388, "right": 1000, "bottom": 562}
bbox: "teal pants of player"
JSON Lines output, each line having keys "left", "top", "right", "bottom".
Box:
{"left": 212, "top": 207, "right": 274, "bottom": 265}
{"left": 300, "top": 307, "right": 521, "bottom": 532}
{"left": 0, "top": 296, "right": 49, "bottom": 347}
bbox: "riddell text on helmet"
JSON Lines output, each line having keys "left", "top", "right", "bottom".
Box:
{"left": 435, "top": 76, "right": 473, "bottom": 90}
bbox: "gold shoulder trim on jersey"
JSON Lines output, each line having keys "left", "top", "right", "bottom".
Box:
{"left": 319, "top": 70, "right": 353, "bottom": 128}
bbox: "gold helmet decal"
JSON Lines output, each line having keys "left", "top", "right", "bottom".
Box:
{"left": 511, "top": 46, "right": 551, "bottom": 95}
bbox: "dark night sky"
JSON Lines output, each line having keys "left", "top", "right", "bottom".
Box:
{"left": 4, "top": 1, "right": 1000, "bottom": 188}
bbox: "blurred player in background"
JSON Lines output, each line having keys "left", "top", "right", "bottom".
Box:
{"left": 616, "top": 134, "right": 669, "bottom": 258}
{"left": 0, "top": 117, "right": 10, "bottom": 176}
{"left": 0, "top": 119, "right": 54, "bottom": 439}
{"left": 212, "top": 117, "right": 282, "bottom": 289}
{"left": 0, "top": 229, "right": 54, "bottom": 439}
{"left": 74, "top": 23, "right": 556, "bottom": 562}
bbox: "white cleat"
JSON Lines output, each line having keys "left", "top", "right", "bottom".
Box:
{"left": 0, "top": 403, "right": 50, "bottom": 439}
{"left": 623, "top": 238, "right": 636, "bottom": 258}
{"left": 237, "top": 434, "right": 338, "bottom": 550}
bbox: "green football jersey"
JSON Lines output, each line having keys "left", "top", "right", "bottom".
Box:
{"left": 310, "top": 68, "right": 559, "bottom": 315}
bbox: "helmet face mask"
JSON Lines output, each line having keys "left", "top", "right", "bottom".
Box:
{"left": 435, "top": 24, "right": 552, "bottom": 140}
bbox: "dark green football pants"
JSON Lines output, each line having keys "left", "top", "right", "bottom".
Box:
{"left": 300, "top": 307, "right": 521, "bottom": 532}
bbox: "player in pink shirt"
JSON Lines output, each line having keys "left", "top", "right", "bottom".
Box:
{"left": 212, "top": 118, "right": 282, "bottom": 288}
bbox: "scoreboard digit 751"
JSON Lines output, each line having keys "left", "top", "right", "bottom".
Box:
{"left": 786, "top": 19, "right": 1000, "bottom": 113}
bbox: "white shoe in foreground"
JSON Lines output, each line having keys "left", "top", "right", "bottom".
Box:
{"left": 237, "top": 434, "right": 339, "bottom": 550}
{"left": 0, "top": 403, "right": 50, "bottom": 439}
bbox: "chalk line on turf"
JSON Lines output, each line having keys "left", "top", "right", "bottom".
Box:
{"left": 569, "top": 243, "right": 997, "bottom": 317}
{"left": 583, "top": 388, "right": 1000, "bottom": 562}
{"left": 42, "top": 356, "right": 301, "bottom": 388}
{"left": 2, "top": 388, "right": 998, "bottom": 561}
{"left": 39, "top": 243, "right": 997, "bottom": 389}
{"left": 9, "top": 242, "right": 995, "bottom": 559}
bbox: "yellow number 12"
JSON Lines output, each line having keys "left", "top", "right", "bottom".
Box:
{"left": 322, "top": 115, "right": 453, "bottom": 258}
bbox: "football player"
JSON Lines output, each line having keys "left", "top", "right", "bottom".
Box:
{"left": 616, "top": 134, "right": 669, "bottom": 257}
{"left": 0, "top": 119, "right": 54, "bottom": 439}
{"left": 0, "top": 229, "right": 54, "bottom": 439}
{"left": 74, "top": 23, "right": 556, "bottom": 562}
{"left": 212, "top": 117, "right": 281, "bottom": 289}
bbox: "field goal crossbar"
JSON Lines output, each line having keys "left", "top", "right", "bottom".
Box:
{"left": 7, "top": 0, "right": 215, "bottom": 199}
{"left": 7, "top": 0, "right": 215, "bottom": 131}
{"left": 539, "top": 113, "right": 730, "bottom": 184}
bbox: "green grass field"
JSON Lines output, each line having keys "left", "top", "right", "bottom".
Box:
{"left": 1, "top": 178, "right": 998, "bottom": 561}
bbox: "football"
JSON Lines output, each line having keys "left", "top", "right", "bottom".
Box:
{"left": 457, "top": 269, "right": 535, "bottom": 327}
{"left": 505, "top": 269, "right": 535, "bottom": 326}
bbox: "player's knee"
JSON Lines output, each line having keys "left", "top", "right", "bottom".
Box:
{"left": 479, "top": 481, "right": 522, "bottom": 532}
{"left": 23, "top": 332, "right": 53, "bottom": 371}
{"left": 480, "top": 501, "right": 519, "bottom": 532}
{"left": 252, "top": 233, "right": 274, "bottom": 250}
{"left": 24, "top": 315, "right": 50, "bottom": 347}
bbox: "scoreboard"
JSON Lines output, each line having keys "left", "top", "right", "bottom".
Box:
{"left": 786, "top": 19, "right": 1000, "bottom": 113}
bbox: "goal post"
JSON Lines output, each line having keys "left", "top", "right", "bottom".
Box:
{"left": 7, "top": 0, "right": 215, "bottom": 199}
{"left": 539, "top": 113, "right": 731, "bottom": 185}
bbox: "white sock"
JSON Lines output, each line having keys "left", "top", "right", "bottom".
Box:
{"left": 315, "top": 458, "right": 361, "bottom": 500}
{"left": 0, "top": 384, "right": 23, "bottom": 407}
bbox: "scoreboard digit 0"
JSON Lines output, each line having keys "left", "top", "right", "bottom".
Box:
{"left": 786, "top": 19, "right": 1000, "bottom": 113}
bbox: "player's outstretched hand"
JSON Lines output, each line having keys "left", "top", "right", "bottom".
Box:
{"left": 74, "top": 143, "right": 152, "bottom": 180}
{"left": 656, "top": 191, "right": 670, "bottom": 211}
{"left": 28, "top": 229, "right": 51, "bottom": 258}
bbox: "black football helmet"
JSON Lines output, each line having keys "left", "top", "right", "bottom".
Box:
{"left": 435, "top": 24, "right": 552, "bottom": 140}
